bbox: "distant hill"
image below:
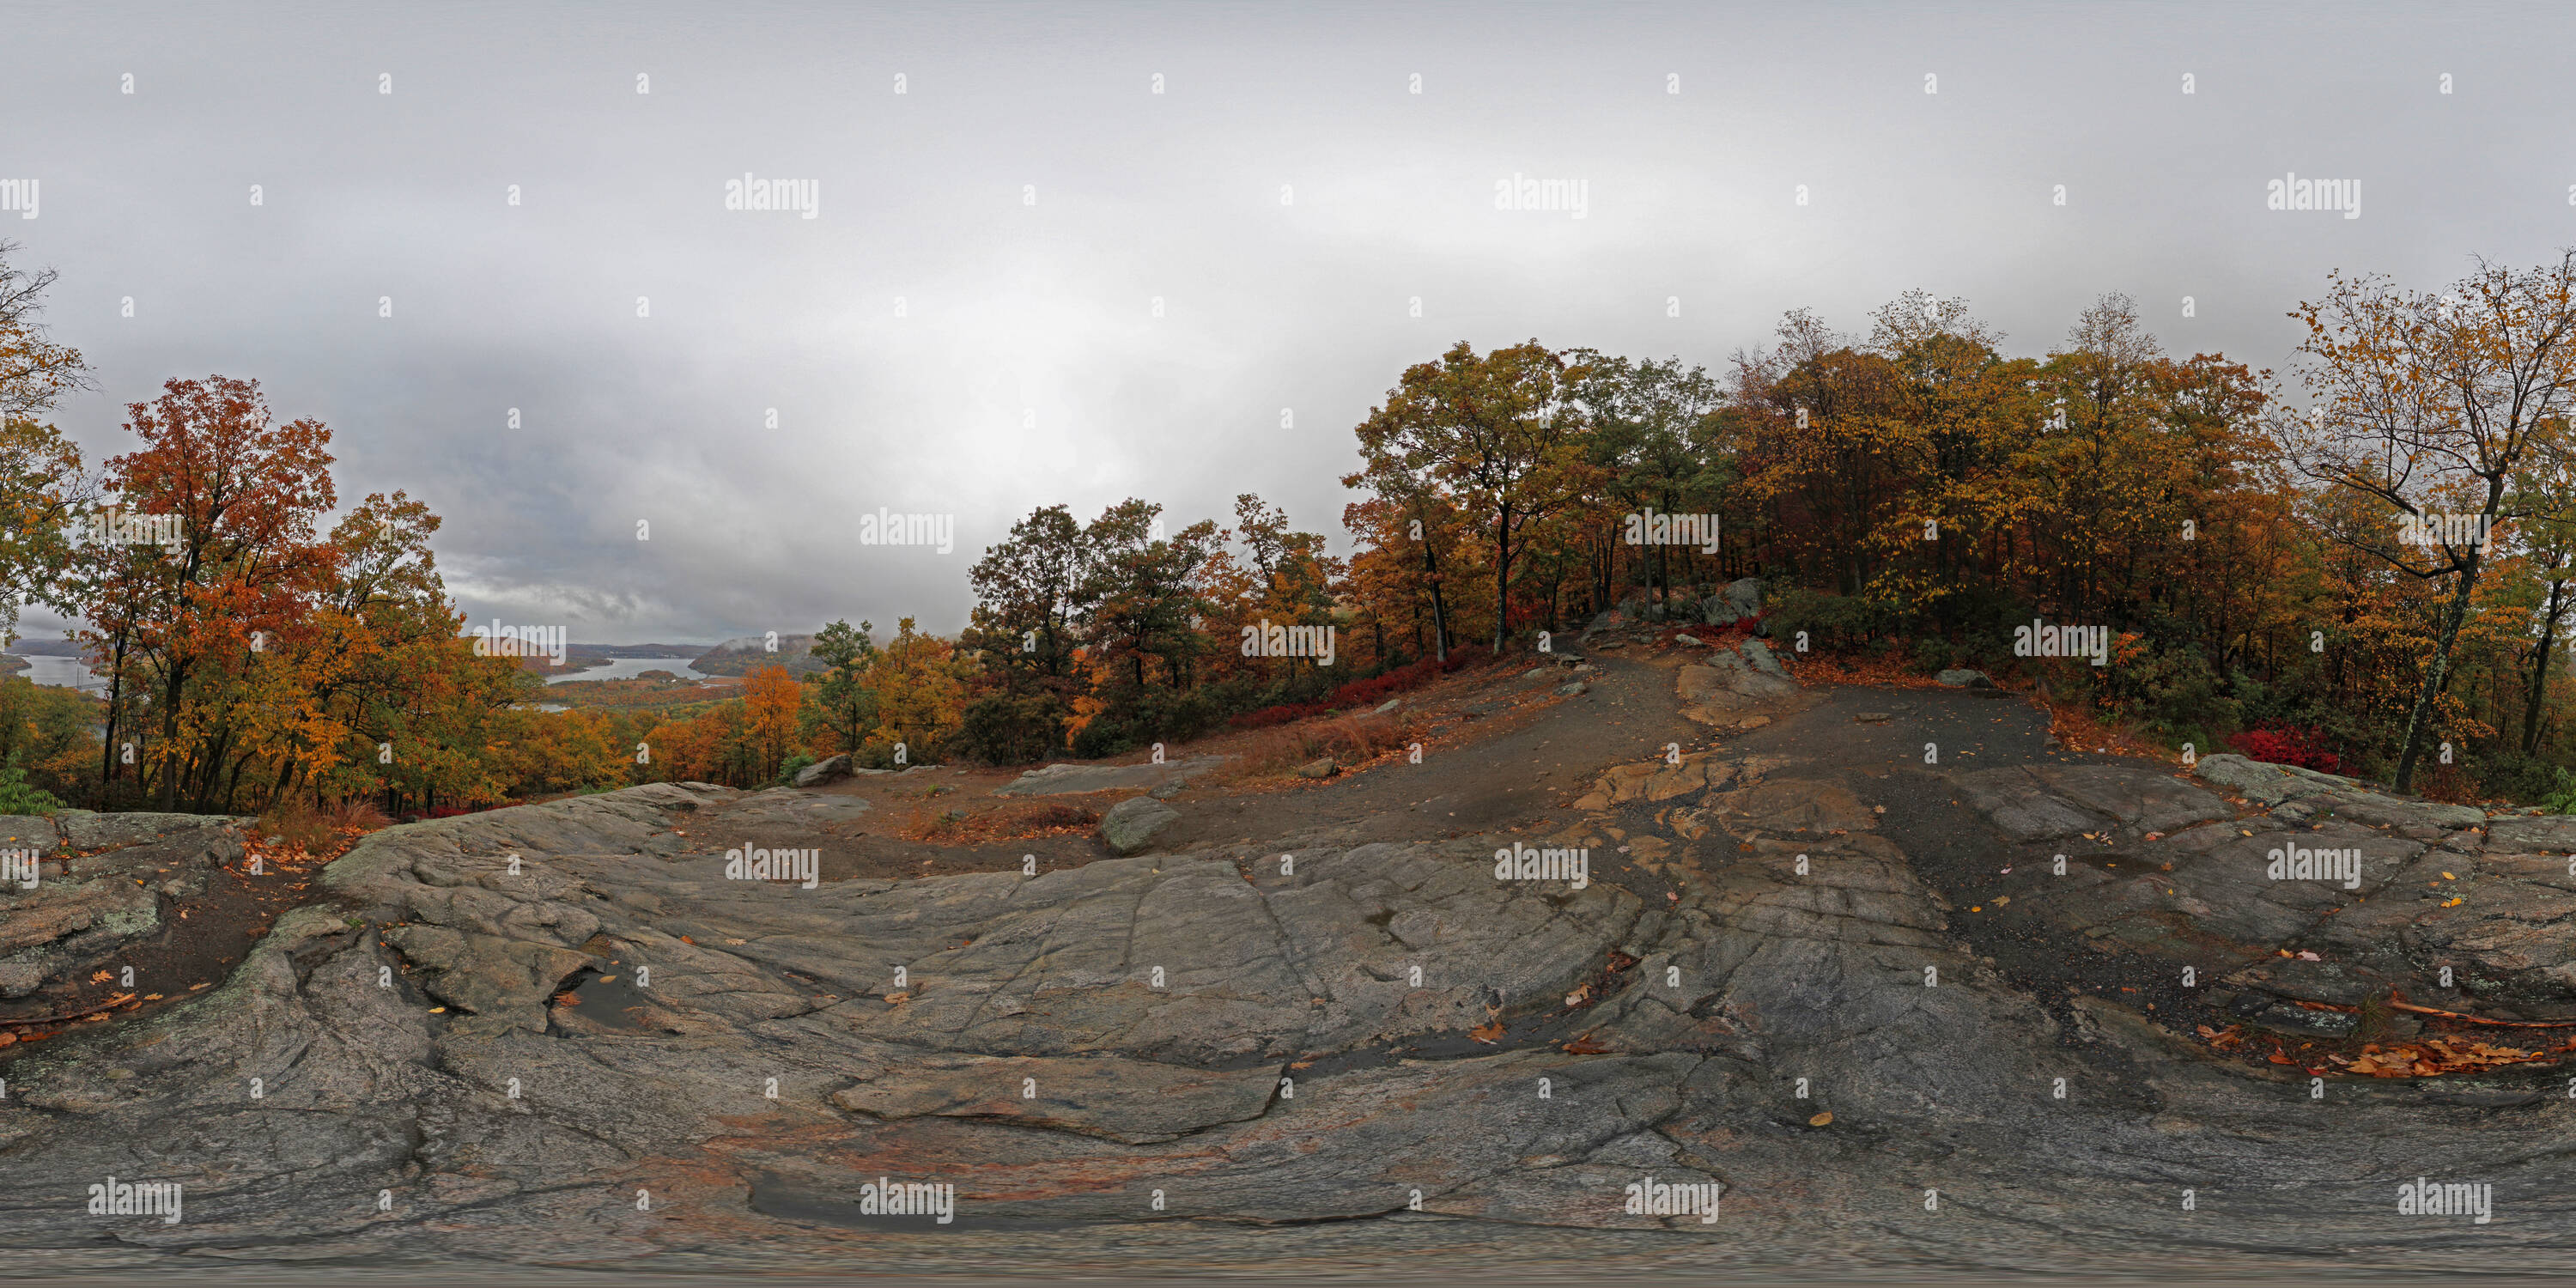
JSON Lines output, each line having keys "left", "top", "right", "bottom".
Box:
{"left": 4, "top": 639, "right": 86, "bottom": 657}
{"left": 0, "top": 655, "right": 24, "bottom": 676}
{"left": 691, "top": 634, "right": 825, "bottom": 676}
{"left": 568, "top": 643, "right": 712, "bottom": 659}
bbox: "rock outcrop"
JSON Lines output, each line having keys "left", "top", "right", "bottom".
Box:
{"left": 0, "top": 815, "right": 240, "bottom": 1001}
{"left": 1677, "top": 642, "right": 1800, "bottom": 723}
{"left": 8, "top": 732, "right": 2576, "bottom": 1274}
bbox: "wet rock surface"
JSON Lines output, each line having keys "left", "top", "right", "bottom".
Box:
{"left": 3, "top": 661, "right": 2574, "bottom": 1277}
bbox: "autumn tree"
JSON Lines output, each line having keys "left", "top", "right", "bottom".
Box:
{"left": 80, "top": 376, "right": 337, "bottom": 811}
{"left": 743, "top": 663, "right": 803, "bottom": 781}
{"left": 2281, "top": 253, "right": 2576, "bottom": 790}
{"left": 0, "top": 240, "right": 94, "bottom": 643}
{"left": 1354, "top": 341, "right": 1585, "bottom": 651}
{"left": 862, "top": 617, "right": 968, "bottom": 766}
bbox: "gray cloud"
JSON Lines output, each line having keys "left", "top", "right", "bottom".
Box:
{"left": 11, "top": 0, "right": 2569, "bottom": 642}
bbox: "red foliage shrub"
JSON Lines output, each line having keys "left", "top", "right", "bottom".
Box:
{"left": 2226, "top": 724, "right": 2340, "bottom": 774}
{"left": 1229, "top": 645, "right": 1495, "bottom": 730}
{"left": 423, "top": 800, "right": 513, "bottom": 820}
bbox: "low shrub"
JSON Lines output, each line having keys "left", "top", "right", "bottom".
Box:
{"left": 0, "top": 751, "right": 62, "bottom": 816}
{"left": 1229, "top": 644, "right": 1493, "bottom": 730}
{"left": 2226, "top": 722, "right": 2341, "bottom": 774}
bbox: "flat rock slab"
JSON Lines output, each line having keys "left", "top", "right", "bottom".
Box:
{"left": 50, "top": 810, "right": 243, "bottom": 851}
{"left": 2032, "top": 763, "right": 2228, "bottom": 833}
{"left": 830, "top": 1053, "right": 1284, "bottom": 1144}
{"left": 705, "top": 787, "right": 873, "bottom": 831}
{"left": 0, "top": 817, "right": 62, "bottom": 854}
{"left": 1954, "top": 763, "right": 2225, "bottom": 841}
{"left": 992, "top": 755, "right": 1232, "bottom": 797}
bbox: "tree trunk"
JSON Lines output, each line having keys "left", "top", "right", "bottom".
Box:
{"left": 1419, "top": 522, "right": 1450, "bottom": 663}
{"left": 2395, "top": 554, "right": 2486, "bottom": 792}
{"left": 2526, "top": 578, "right": 2569, "bottom": 756}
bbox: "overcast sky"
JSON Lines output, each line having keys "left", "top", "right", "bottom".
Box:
{"left": 8, "top": 0, "right": 2573, "bottom": 644}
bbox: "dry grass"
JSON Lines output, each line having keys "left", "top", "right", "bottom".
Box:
{"left": 1218, "top": 714, "right": 1419, "bottom": 784}
{"left": 256, "top": 797, "right": 394, "bottom": 852}
{"left": 2039, "top": 699, "right": 2176, "bottom": 762}
{"left": 896, "top": 799, "right": 1101, "bottom": 844}
{"left": 1789, "top": 650, "right": 1947, "bottom": 690}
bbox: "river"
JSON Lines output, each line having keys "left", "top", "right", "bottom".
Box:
{"left": 545, "top": 656, "right": 711, "bottom": 684}
{"left": 10, "top": 653, "right": 110, "bottom": 696}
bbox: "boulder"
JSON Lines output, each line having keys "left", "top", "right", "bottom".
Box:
{"left": 792, "top": 754, "right": 852, "bottom": 787}
{"left": 1100, "top": 794, "right": 1182, "bottom": 854}
{"left": 1297, "top": 757, "right": 1340, "bottom": 779}
{"left": 1738, "top": 639, "right": 1789, "bottom": 678}
{"left": 1935, "top": 668, "right": 1994, "bottom": 688}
